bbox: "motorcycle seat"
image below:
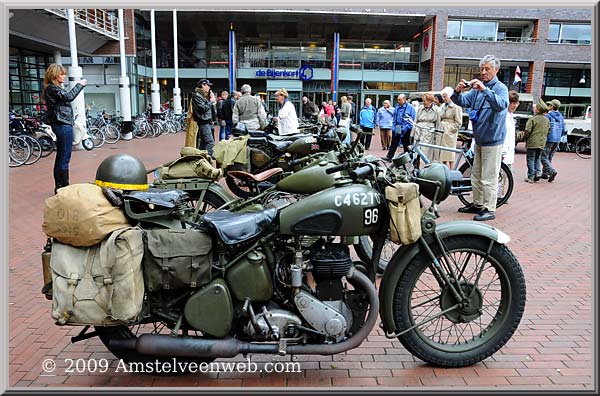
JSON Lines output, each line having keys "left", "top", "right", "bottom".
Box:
{"left": 268, "top": 133, "right": 312, "bottom": 142}
{"left": 202, "top": 207, "right": 277, "bottom": 245}
{"left": 268, "top": 140, "right": 294, "bottom": 152}
{"left": 123, "top": 188, "right": 188, "bottom": 209}
{"left": 228, "top": 167, "right": 283, "bottom": 182}
{"left": 247, "top": 130, "right": 266, "bottom": 138}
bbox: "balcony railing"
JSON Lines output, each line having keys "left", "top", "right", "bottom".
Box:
{"left": 447, "top": 36, "right": 537, "bottom": 43}
{"left": 45, "top": 9, "right": 119, "bottom": 39}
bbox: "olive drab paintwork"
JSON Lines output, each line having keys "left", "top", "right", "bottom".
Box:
{"left": 183, "top": 278, "right": 233, "bottom": 338}
{"left": 276, "top": 162, "right": 337, "bottom": 194}
{"left": 286, "top": 136, "right": 317, "bottom": 156}
{"left": 278, "top": 184, "right": 385, "bottom": 236}
{"left": 225, "top": 250, "right": 273, "bottom": 302}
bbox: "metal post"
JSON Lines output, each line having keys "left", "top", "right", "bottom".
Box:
{"left": 118, "top": 9, "right": 133, "bottom": 140}
{"left": 67, "top": 8, "right": 86, "bottom": 150}
{"left": 228, "top": 25, "right": 236, "bottom": 93}
{"left": 172, "top": 9, "right": 182, "bottom": 115}
{"left": 331, "top": 32, "right": 340, "bottom": 103}
{"left": 150, "top": 9, "right": 160, "bottom": 114}
{"left": 53, "top": 50, "right": 62, "bottom": 65}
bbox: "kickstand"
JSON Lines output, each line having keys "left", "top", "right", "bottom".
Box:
{"left": 71, "top": 325, "right": 98, "bottom": 343}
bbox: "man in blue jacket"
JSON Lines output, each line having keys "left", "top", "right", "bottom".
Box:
{"left": 383, "top": 94, "right": 417, "bottom": 161}
{"left": 541, "top": 99, "right": 565, "bottom": 182}
{"left": 359, "top": 98, "right": 376, "bottom": 150}
{"left": 452, "top": 54, "right": 508, "bottom": 221}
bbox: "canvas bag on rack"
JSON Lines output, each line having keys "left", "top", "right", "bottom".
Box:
{"left": 50, "top": 227, "right": 145, "bottom": 326}
{"left": 157, "top": 147, "right": 223, "bottom": 181}
{"left": 42, "top": 183, "right": 131, "bottom": 247}
{"left": 385, "top": 182, "right": 422, "bottom": 245}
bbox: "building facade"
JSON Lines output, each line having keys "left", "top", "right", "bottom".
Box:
{"left": 9, "top": 8, "right": 593, "bottom": 118}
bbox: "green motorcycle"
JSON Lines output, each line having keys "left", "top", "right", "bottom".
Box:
{"left": 84, "top": 152, "right": 526, "bottom": 369}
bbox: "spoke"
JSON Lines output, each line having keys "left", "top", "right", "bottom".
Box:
{"left": 411, "top": 294, "right": 441, "bottom": 309}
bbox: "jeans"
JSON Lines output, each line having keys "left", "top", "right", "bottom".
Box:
{"left": 218, "top": 122, "right": 226, "bottom": 141}
{"left": 224, "top": 120, "right": 233, "bottom": 140}
{"left": 526, "top": 148, "right": 543, "bottom": 179}
{"left": 386, "top": 132, "right": 402, "bottom": 159}
{"left": 197, "top": 123, "right": 215, "bottom": 157}
{"left": 359, "top": 126, "right": 373, "bottom": 150}
{"left": 51, "top": 123, "right": 73, "bottom": 187}
{"left": 541, "top": 142, "right": 559, "bottom": 175}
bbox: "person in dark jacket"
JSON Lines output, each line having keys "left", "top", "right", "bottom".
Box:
{"left": 216, "top": 90, "right": 229, "bottom": 141}
{"left": 222, "top": 90, "right": 239, "bottom": 140}
{"left": 42, "top": 63, "right": 87, "bottom": 193}
{"left": 192, "top": 78, "right": 216, "bottom": 156}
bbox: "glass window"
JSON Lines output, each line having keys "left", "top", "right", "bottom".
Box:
{"left": 560, "top": 24, "right": 591, "bottom": 44}
{"left": 548, "top": 24, "right": 560, "bottom": 43}
{"left": 460, "top": 21, "right": 497, "bottom": 41}
{"left": 339, "top": 42, "right": 363, "bottom": 69}
{"left": 447, "top": 20, "right": 461, "bottom": 39}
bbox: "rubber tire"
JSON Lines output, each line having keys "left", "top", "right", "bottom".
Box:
{"left": 23, "top": 136, "right": 42, "bottom": 165}
{"left": 186, "top": 190, "right": 228, "bottom": 217}
{"left": 82, "top": 138, "right": 94, "bottom": 151}
{"left": 225, "top": 175, "right": 260, "bottom": 199}
{"left": 575, "top": 137, "right": 591, "bottom": 159}
{"left": 103, "top": 125, "right": 120, "bottom": 144}
{"left": 457, "top": 161, "right": 514, "bottom": 208}
{"left": 38, "top": 135, "right": 55, "bottom": 157}
{"left": 391, "top": 235, "right": 526, "bottom": 367}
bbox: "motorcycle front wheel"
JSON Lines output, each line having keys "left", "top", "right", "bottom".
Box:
{"left": 392, "top": 235, "right": 526, "bottom": 367}
{"left": 354, "top": 234, "right": 396, "bottom": 274}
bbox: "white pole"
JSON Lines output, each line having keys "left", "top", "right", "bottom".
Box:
{"left": 118, "top": 9, "right": 133, "bottom": 140}
{"left": 172, "top": 9, "right": 182, "bottom": 115}
{"left": 53, "top": 50, "right": 62, "bottom": 65}
{"left": 67, "top": 9, "right": 86, "bottom": 150}
{"left": 150, "top": 9, "right": 160, "bottom": 114}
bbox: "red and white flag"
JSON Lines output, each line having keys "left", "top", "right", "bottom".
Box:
{"left": 513, "top": 66, "right": 522, "bottom": 85}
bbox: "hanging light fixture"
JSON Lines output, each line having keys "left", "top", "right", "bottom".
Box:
{"left": 579, "top": 70, "right": 586, "bottom": 84}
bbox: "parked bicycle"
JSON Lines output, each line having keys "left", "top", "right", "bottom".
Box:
{"left": 400, "top": 117, "right": 514, "bottom": 208}
{"left": 575, "top": 135, "right": 591, "bottom": 159}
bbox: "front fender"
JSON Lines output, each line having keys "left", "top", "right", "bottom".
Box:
{"left": 378, "top": 220, "right": 510, "bottom": 334}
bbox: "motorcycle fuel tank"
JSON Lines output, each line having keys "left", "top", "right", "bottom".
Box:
{"left": 276, "top": 162, "right": 337, "bottom": 195}
{"left": 279, "top": 183, "right": 384, "bottom": 236}
{"left": 286, "top": 136, "right": 317, "bottom": 156}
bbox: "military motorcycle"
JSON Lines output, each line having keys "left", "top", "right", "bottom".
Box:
{"left": 65, "top": 152, "right": 526, "bottom": 370}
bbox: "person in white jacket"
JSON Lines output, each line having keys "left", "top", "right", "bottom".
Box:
{"left": 273, "top": 88, "right": 298, "bottom": 136}
{"left": 502, "top": 90, "right": 520, "bottom": 170}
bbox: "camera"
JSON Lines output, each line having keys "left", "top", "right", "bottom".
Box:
{"left": 463, "top": 82, "right": 471, "bottom": 88}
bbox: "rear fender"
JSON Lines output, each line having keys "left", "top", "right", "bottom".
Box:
{"left": 378, "top": 221, "right": 510, "bottom": 333}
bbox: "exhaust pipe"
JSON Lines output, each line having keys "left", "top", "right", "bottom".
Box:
{"left": 123, "top": 268, "right": 378, "bottom": 359}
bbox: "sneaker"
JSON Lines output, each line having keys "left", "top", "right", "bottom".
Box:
{"left": 548, "top": 170, "right": 558, "bottom": 183}
{"left": 540, "top": 174, "right": 549, "bottom": 180}
{"left": 474, "top": 209, "right": 496, "bottom": 221}
{"left": 458, "top": 203, "right": 484, "bottom": 214}
{"left": 524, "top": 177, "right": 534, "bottom": 183}
{"left": 533, "top": 175, "right": 540, "bottom": 182}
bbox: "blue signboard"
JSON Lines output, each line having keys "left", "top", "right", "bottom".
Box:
{"left": 255, "top": 65, "right": 313, "bottom": 81}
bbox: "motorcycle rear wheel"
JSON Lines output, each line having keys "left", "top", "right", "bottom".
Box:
{"left": 392, "top": 235, "right": 525, "bottom": 367}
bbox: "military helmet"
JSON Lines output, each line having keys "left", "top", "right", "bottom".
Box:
{"left": 95, "top": 154, "right": 148, "bottom": 191}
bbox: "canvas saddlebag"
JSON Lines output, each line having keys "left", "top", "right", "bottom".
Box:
{"left": 143, "top": 229, "right": 213, "bottom": 292}
{"left": 42, "top": 183, "right": 130, "bottom": 247}
{"left": 157, "top": 147, "right": 222, "bottom": 181}
{"left": 385, "top": 183, "right": 423, "bottom": 245}
{"left": 51, "top": 227, "right": 145, "bottom": 326}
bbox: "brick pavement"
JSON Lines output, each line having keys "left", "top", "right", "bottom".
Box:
{"left": 8, "top": 131, "right": 593, "bottom": 389}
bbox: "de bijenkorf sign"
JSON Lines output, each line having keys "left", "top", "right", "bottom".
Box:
{"left": 255, "top": 65, "right": 313, "bottom": 81}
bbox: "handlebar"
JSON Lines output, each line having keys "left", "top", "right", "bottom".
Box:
{"left": 349, "top": 165, "right": 374, "bottom": 181}
{"left": 404, "top": 116, "right": 444, "bottom": 134}
{"left": 325, "top": 162, "right": 350, "bottom": 174}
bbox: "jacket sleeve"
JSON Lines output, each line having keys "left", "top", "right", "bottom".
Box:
{"left": 232, "top": 102, "right": 240, "bottom": 124}
{"left": 453, "top": 106, "right": 463, "bottom": 129}
{"left": 52, "top": 83, "right": 84, "bottom": 103}
{"left": 452, "top": 90, "right": 474, "bottom": 110}
{"left": 483, "top": 84, "right": 509, "bottom": 112}
{"left": 278, "top": 101, "right": 293, "bottom": 120}
{"left": 257, "top": 99, "right": 267, "bottom": 128}
{"left": 192, "top": 93, "right": 211, "bottom": 119}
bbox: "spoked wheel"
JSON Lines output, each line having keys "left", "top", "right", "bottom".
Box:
{"left": 38, "top": 135, "right": 56, "bottom": 157}
{"left": 392, "top": 236, "right": 526, "bottom": 367}
{"left": 22, "top": 136, "right": 42, "bottom": 165}
{"left": 186, "top": 190, "right": 228, "bottom": 221}
{"left": 575, "top": 137, "right": 591, "bottom": 159}
{"left": 95, "top": 322, "right": 215, "bottom": 375}
{"left": 103, "top": 125, "right": 121, "bottom": 144}
{"left": 225, "top": 175, "right": 260, "bottom": 198}
{"left": 354, "top": 234, "right": 396, "bottom": 274}
{"left": 89, "top": 127, "right": 106, "bottom": 148}
{"left": 457, "top": 162, "right": 514, "bottom": 208}
{"left": 9, "top": 136, "right": 31, "bottom": 167}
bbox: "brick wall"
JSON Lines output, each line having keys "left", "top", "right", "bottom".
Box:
{"left": 93, "top": 9, "right": 136, "bottom": 56}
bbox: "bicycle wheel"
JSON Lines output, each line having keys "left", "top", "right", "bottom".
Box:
{"left": 22, "top": 135, "right": 42, "bottom": 165}
{"left": 9, "top": 136, "right": 31, "bottom": 167}
{"left": 38, "top": 134, "right": 55, "bottom": 157}
{"left": 89, "top": 127, "right": 106, "bottom": 148}
{"left": 457, "top": 162, "right": 513, "bottom": 208}
{"left": 103, "top": 125, "right": 121, "bottom": 144}
{"left": 575, "top": 137, "right": 591, "bottom": 159}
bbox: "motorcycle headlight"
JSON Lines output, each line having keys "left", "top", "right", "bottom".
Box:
{"left": 414, "top": 163, "right": 452, "bottom": 203}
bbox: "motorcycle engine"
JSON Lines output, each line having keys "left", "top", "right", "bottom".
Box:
{"left": 293, "top": 240, "right": 354, "bottom": 341}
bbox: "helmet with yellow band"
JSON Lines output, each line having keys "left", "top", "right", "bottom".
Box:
{"left": 95, "top": 154, "right": 149, "bottom": 191}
